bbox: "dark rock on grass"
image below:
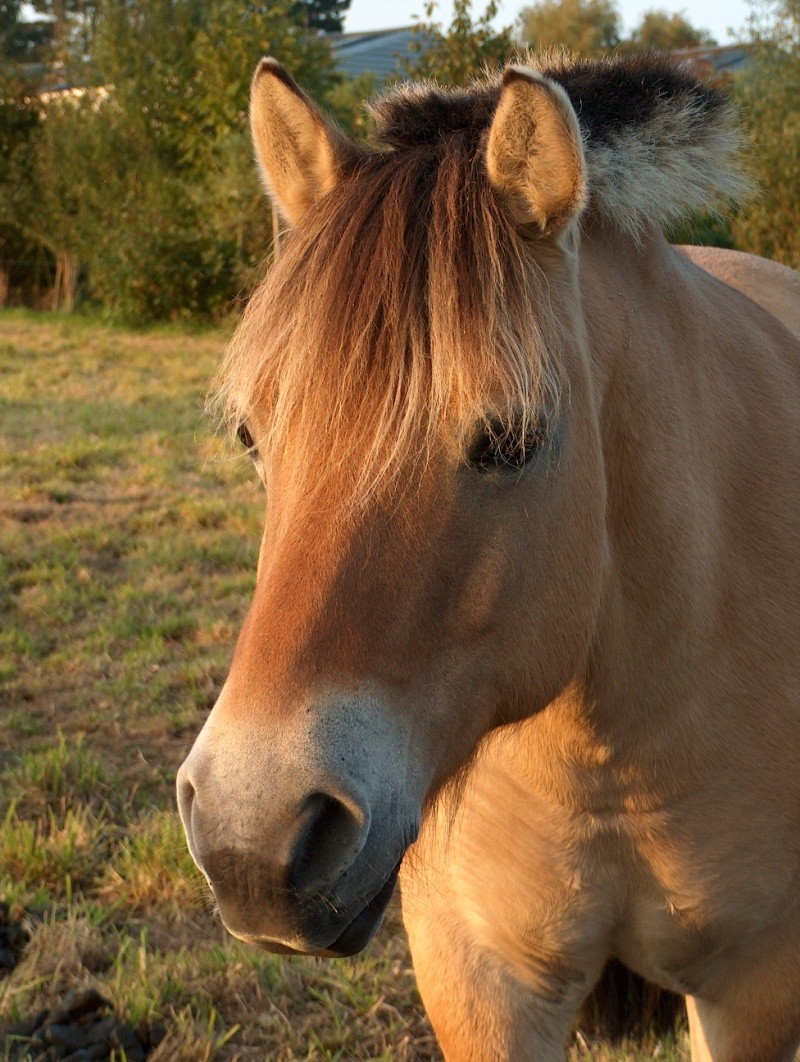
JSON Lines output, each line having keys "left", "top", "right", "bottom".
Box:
{"left": 47, "top": 991, "right": 110, "bottom": 1027}
{"left": 0, "top": 901, "right": 31, "bottom": 977}
{"left": 4, "top": 1009, "right": 49, "bottom": 1040}
{"left": 135, "top": 1019, "right": 166, "bottom": 1050}
{"left": 1, "top": 987, "right": 159, "bottom": 1061}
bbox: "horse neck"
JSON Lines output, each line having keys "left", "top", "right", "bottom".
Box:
{"left": 576, "top": 225, "right": 722, "bottom": 753}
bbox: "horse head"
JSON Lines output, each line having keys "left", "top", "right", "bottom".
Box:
{"left": 177, "top": 59, "right": 607, "bottom": 956}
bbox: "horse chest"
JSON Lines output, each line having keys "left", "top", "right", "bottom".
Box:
{"left": 441, "top": 730, "right": 798, "bottom": 1000}
{"left": 607, "top": 800, "right": 800, "bottom": 996}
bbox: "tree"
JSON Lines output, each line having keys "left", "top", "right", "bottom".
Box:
{"left": 0, "top": 0, "right": 370, "bottom": 320}
{"left": 326, "top": 71, "right": 377, "bottom": 141}
{"left": 82, "top": 0, "right": 341, "bottom": 319}
{"left": 628, "top": 8, "right": 716, "bottom": 50}
{"left": 191, "top": 0, "right": 335, "bottom": 158}
{"left": 28, "top": 0, "right": 96, "bottom": 61}
{"left": 0, "top": 1, "right": 53, "bottom": 62}
{"left": 401, "top": 0, "right": 515, "bottom": 87}
{"left": 518, "top": 0, "right": 621, "bottom": 55}
{"left": 0, "top": 64, "right": 41, "bottom": 305}
{"left": 732, "top": 0, "right": 800, "bottom": 267}
{"left": 0, "top": 95, "right": 99, "bottom": 311}
{"left": 292, "top": 0, "right": 350, "bottom": 33}
{"left": 92, "top": 0, "right": 335, "bottom": 165}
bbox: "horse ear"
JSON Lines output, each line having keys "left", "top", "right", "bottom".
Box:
{"left": 486, "top": 66, "right": 587, "bottom": 237}
{"left": 250, "top": 58, "right": 354, "bottom": 225}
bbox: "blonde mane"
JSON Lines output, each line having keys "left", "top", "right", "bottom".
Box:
{"left": 214, "top": 53, "right": 747, "bottom": 508}
{"left": 215, "top": 134, "right": 563, "bottom": 508}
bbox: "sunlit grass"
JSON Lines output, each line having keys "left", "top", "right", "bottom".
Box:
{"left": 96, "top": 812, "right": 208, "bottom": 912}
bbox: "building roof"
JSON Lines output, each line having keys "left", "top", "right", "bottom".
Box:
{"left": 327, "top": 27, "right": 419, "bottom": 84}
{"left": 674, "top": 43, "right": 751, "bottom": 75}
{"left": 327, "top": 31, "right": 753, "bottom": 85}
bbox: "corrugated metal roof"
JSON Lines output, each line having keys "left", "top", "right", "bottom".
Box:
{"left": 674, "top": 44, "right": 751, "bottom": 74}
{"left": 327, "top": 32, "right": 753, "bottom": 85}
{"left": 328, "top": 27, "right": 419, "bottom": 83}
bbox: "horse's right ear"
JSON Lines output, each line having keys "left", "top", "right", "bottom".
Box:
{"left": 486, "top": 66, "right": 587, "bottom": 238}
{"left": 250, "top": 58, "right": 355, "bottom": 226}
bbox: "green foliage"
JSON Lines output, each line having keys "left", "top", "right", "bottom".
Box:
{"left": 189, "top": 0, "right": 336, "bottom": 162}
{"left": 627, "top": 8, "right": 716, "bottom": 49}
{"left": 0, "top": 68, "right": 39, "bottom": 162}
{"left": 1, "top": 0, "right": 346, "bottom": 321}
{"left": 6, "top": 97, "right": 93, "bottom": 254}
{"left": 0, "top": 0, "right": 358, "bottom": 320}
{"left": 90, "top": 0, "right": 208, "bottom": 169}
{"left": 519, "top": 0, "right": 715, "bottom": 55}
{"left": 0, "top": 70, "right": 43, "bottom": 305}
{"left": 28, "top": 0, "right": 95, "bottom": 61}
{"left": 518, "top": 0, "right": 622, "bottom": 55}
{"left": 292, "top": 0, "right": 351, "bottom": 33}
{"left": 326, "top": 71, "right": 377, "bottom": 141}
{"left": 86, "top": 0, "right": 340, "bottom": 319}
{"left": 732, "top": 0, "right": 800, "bottom": 268}
{"left": 401, "top": 0, "right": 515, "bottom": 87}
{"left": 666, "top": 212, "right": 736, "bottom": 249}
{"left": 0, "top": 0, "right": 53, "bottom": 62}
{"left": 2, "top": 94, "right": 115, "bottom": 310}
{"left": 86, "top": 166, "right": 240, "bottom": 323}
{"left": 91, "top": 0, "right": 335, "bottom": 166}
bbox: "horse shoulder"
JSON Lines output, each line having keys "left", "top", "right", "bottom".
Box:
{"left": 675, "top": 245, "right": 800, "bottom": 341}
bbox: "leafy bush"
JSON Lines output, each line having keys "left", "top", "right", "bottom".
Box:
{"left": 732, "top": 0, "right": 800, "bottom": 268}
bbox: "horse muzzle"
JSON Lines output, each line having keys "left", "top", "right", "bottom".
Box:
{"left": 176, "top": 689, "right": 424, "bottom": 956}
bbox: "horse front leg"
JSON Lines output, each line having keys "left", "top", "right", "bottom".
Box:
{"left": 399, "top": 787, "right": 614, "bottom": 1060}
{"left": 685, "top": 951, "right": 800, "bottom": 1060}
{"left": 683, "top": 908, "right": 800, "bottom": 1062}
{"left": 402, "top": 881, "right": 598, "bottom": 1061}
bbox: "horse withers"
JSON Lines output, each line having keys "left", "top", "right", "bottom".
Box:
{"left": 177, "top": 53, "right": 800, "bottom": 1059}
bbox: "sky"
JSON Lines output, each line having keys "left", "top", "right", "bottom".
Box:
{"left": 344, "top": 0, "right": 751, "bottom": 44}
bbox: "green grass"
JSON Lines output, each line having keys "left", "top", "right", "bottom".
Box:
{"left": 0, "top": 311, "right": 689, "bottom": 1059}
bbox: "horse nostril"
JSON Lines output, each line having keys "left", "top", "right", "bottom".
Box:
{"left": 178, "top": 774, "right": 195, "bottom": 812}
{"left": 176, "top": 771, "right": 197, "bottom": 840}
{"left": 288, "top": 791, "right": 368, "bottom": 895}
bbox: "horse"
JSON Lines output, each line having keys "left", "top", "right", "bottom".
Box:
{"left": 177, "top": 52, "right": 800, "bottom": 1060}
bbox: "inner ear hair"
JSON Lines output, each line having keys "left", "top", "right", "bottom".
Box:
{"left": 486, "top": 66, "right": 587, "bottom": 238}
{"left": 250, "top": 58, "right": 358, "bottom": 226}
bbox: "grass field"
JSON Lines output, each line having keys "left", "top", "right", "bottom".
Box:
{"left": 0, "top": 312, "right": 690, "bottom": 1060}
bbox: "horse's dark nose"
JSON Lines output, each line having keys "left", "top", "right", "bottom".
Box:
{"left": 287, "top": 791, "right": 368, "bottom": 894}
{"left": 176, "top": 755, "right": 371, "bottom": 942}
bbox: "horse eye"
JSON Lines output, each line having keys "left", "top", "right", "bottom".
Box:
{"left": 470, "top": 419, "right": 547, "bottom": 473}
{"left": 237, "top": 424, "right": 257, "bottom": 455}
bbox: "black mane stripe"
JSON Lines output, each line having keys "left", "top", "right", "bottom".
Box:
{"left": 370, "top": 51, "right": 748, "bottom": 237}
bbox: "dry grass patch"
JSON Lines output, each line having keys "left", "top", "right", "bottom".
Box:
{"left": 97, "top": 812, "right": 208, "bottom": 911}
{"left": 0, "top": 913, "right": 113, "bottom": 1013}
{"left": 5, "top": 731, "right": 112, "bottom": 818}
{"left": 0, "top": 805, "right": 110, "bottom": 898}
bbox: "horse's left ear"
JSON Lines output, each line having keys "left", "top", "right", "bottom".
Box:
{"left": 486, "top": 66, "right": 587, "bottom": 238}
{"left": 250, "top": 58, "right": 357, "bottom": 225}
